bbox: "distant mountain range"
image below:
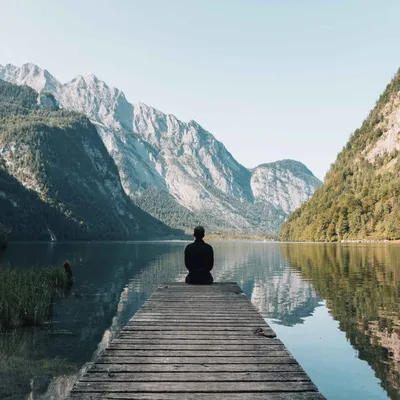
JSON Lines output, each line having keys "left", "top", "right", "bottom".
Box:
{"left": 280, "top": 68, "right": 400, "bottom": 241}
{"left": 0, "top": 63, "right": 321, "bottom": 238}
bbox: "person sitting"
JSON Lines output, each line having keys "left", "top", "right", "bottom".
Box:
{"left": 184, "top": 226, "right": 214, "bottom": 284}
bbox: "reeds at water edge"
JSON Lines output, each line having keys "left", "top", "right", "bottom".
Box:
{"left": 0, "top": 266, "right": 69, "bottom": 330}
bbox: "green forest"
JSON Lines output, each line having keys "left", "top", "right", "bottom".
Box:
{"left": 280, "top": 68, "right": 400, "bottom": 241}
{"left": 135, "top": 185, "right": 283, "bottom": 237}
{"left": 0, "top": 79, "right": 177, "bottom": 241}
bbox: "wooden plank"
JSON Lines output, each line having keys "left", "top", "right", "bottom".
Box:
{"left": 81, "top": 371, "right": 311, "bottom": 382}
{"left": 147, "top": 296, "right": 249, "bottom": 300}
{"left": 129, "top": 316, "right": 265, "bottom": 321}
{"left": 131, "top": 316, "right": 266, "bottom": 321}
{"left": 156, "top": 282, "right": 238, "bottom": 286}
{"left": 89, "top": 363, "right": 305, "bottom": 373}
{"left": 102, "top": 350, "right": 291, "bottom": 357}
{"left": 142, "top": 304, "right": 256, "bottom": 306}
{"left": 131, "top": 318, "right": 266, "bottom": 323}
{"left": 139, "top": 307, "right": 258, "bottom": 311}
{"left": 118, "top": 332, "right": 276, "bottom": 339}
{"left": 108, "top": 344, "right": 285, "bottom": 350}
{"left": 147, "top": 296, "right": 249, "bottom": 299}
{"left": 126, "top": 322, "right": 270, "bottom": 327}
{"left": 121, "top": 330, "right": 276, "bottom": 338}
{"left": 136, "top": 307, "right": 253, "bottom": 310}
{"left": 120, "top": 331, "right": 277, "bottom": 338}
{"left": 135, "top": 309, "right": 259, "bottom": 312}
{"left": 144, "top": 304, "right": 255, "bottom": 307}
{"left": 115, "top": 338, "right": 278, "bottom": 343}
{"left": 147, "top": 296, "right": 251, "bottom": 299}
{"left": 96, "top": 356, "right": 297, "bottom": 364}
{"left": 132, "top": 322, "right": 266, "bottom": 326}
{"left": 71, "top": 381, "right": 318, "bottom": 393}
{"left": 138, "top": 309, "right": 260, "bottom": 313}
{"left": 149, "top": 294, "right": 249, "bottom": 296}
{"left": 144, "top": 301, "right": 252, "bottom": 304}
{"left": 139, "top": 312, "right": 260, "bottom": 315}
{"left": 132, "top": 315, "right": 265, "bottom": 320}
{"left": 153, "top": 289, "right": 243, "bottom": 292}
{"left": 150, "top": 291, "right": 245, "bottom": 294}
{"left": 111, "top": 342, "right": 282, "bottom": 347}
{"left": 143, "top": 304, "right": 256, "bottom": 307}
{"left": 146, "top": 301, "right": 252, "bottom": 304}
{"left": 122, "top": 326, "right": 274, "bottom": 331}
{"left": 127, "top": 320, "right": 268, "bottom": 325}
{"left": 134, "top": 313, "right": 263, "bottom": 318}
{"left": 116, "top": 334, "right": 277, "bottom": 341}
{"left": 146, "top": 298, "right": 250, "bottom": 302}
{"left": 138, "top": 310, "right": 259, "bottom": 314}
{"left": 68, "top": 393, "right": 326, "bottom": 400}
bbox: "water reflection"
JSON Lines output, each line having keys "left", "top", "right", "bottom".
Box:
{"left": 210, "top": 242, "right": 322, "bottom": 325}
{"left": 281, "top": 243, "right": 400, "bottom": 400}
{"left": 0, "top": 242, "right": 186, "bottom": 399}
{"left": 0, "top": 242, "right": 399, "bottom": 399}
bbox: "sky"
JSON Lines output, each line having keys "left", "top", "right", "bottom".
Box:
{"left": 1, "top": 0, "right": 400, "bottom": 180}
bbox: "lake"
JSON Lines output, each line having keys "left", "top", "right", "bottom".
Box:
{"left": 0, "top": 241, "right": 399, "bottom": 399}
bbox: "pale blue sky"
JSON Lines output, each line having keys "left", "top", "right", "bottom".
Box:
{"left": 1, "top": 0, "right": 399, "bottom": 180}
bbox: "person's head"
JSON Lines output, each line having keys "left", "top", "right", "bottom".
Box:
{"left": 193, "top": 226, "right": 205, "bottom": 240}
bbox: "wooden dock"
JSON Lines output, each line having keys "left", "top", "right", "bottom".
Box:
{"left": 68, "top": 283, "right": 325, "bottom": 399}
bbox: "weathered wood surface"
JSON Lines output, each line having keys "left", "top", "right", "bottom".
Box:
{"left": 68, "top": 282, "right": 325, "bottom": 399}
{"left": 68, "top": 394, "right": 326, "bottom": 400}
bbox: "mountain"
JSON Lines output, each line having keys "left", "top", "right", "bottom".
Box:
{"left": 280, "top": 68, "right": 400, "bottom": 241}
{"left": 0, "top": 63, "right": 322, "bottom": 234}
{"left": 0, "top": 158, "right": 79, "bottom": 241}
{"left": 0, "top": 79, "right": 179, "bottom": 240}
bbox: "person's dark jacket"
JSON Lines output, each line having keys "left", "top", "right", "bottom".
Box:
{"left": 184, "top": 239, "right": 214, "bottom": 283}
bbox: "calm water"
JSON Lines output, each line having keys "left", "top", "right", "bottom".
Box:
{"left": 0, "top": 241, "right": 399, "bottom": 399}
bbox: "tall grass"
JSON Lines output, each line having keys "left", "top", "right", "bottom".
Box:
{"left": 0, "top": 266, "right": 68, "bottom": 330}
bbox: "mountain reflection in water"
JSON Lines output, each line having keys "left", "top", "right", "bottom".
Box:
{"left": 0, "top": 242, "right": 399, "bottom": 399}
{"left": 281, "top": 243, "right": 400, "bottom": 400}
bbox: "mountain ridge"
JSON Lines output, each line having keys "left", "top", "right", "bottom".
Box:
{"left": 0, "top": 78, "right": 179, "bottom": 240}
{"left": 1, "top": 63, "right": 322, "bottom": 234}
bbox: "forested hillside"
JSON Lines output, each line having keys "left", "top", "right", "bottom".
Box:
{"left": 0, "top": 79, "right": 179, "bottom": 240}
{"left": 280, "top": 69, "right": 400, "bottom": 241}
{"left": 0, "top": 160, "right": 80, "bottom": 241}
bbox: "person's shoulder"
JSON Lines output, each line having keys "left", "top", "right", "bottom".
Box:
{"left": 185, "top": 242, "right": 195, "bottom": 250}
{"left": 204, "top": 242, "right": 213, "bottom": 250}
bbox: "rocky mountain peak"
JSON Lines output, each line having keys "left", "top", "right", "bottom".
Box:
{"left": 253, "top": 160, "right": 315, "bottom": 177}
{"left": 61, "top": 73, "right": 133, "bottom": 131}
{"left": 0, "top": 63, "right": 60, "bottom": 93}
{"left": 1, "top": 63, "right": 322, "bottom": 234}
{"left": 251, "top": 160, "right": 321, "bottom": 215}
{"left": 67, "top": 72, "right": 113, "bottom": 93}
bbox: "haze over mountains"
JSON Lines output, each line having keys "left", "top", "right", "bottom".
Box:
{"left": 0, "top": 63, "right": 321, "bottom": 238}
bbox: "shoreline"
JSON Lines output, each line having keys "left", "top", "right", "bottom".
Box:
{"left": 3, "top": 238, "right": 400, "bottom": 245}
{"left": 340, "top": 239, "right": 392, "bottom": 243}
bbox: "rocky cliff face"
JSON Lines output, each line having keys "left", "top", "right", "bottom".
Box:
{"left": 0, "top": 63, "right": 322, "bottom": 234}
{"left": 251, "top": 160, "right": 321, "bottom": 214}
{"left": 0, "top": 79, "right": 177, "bottom": 240}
